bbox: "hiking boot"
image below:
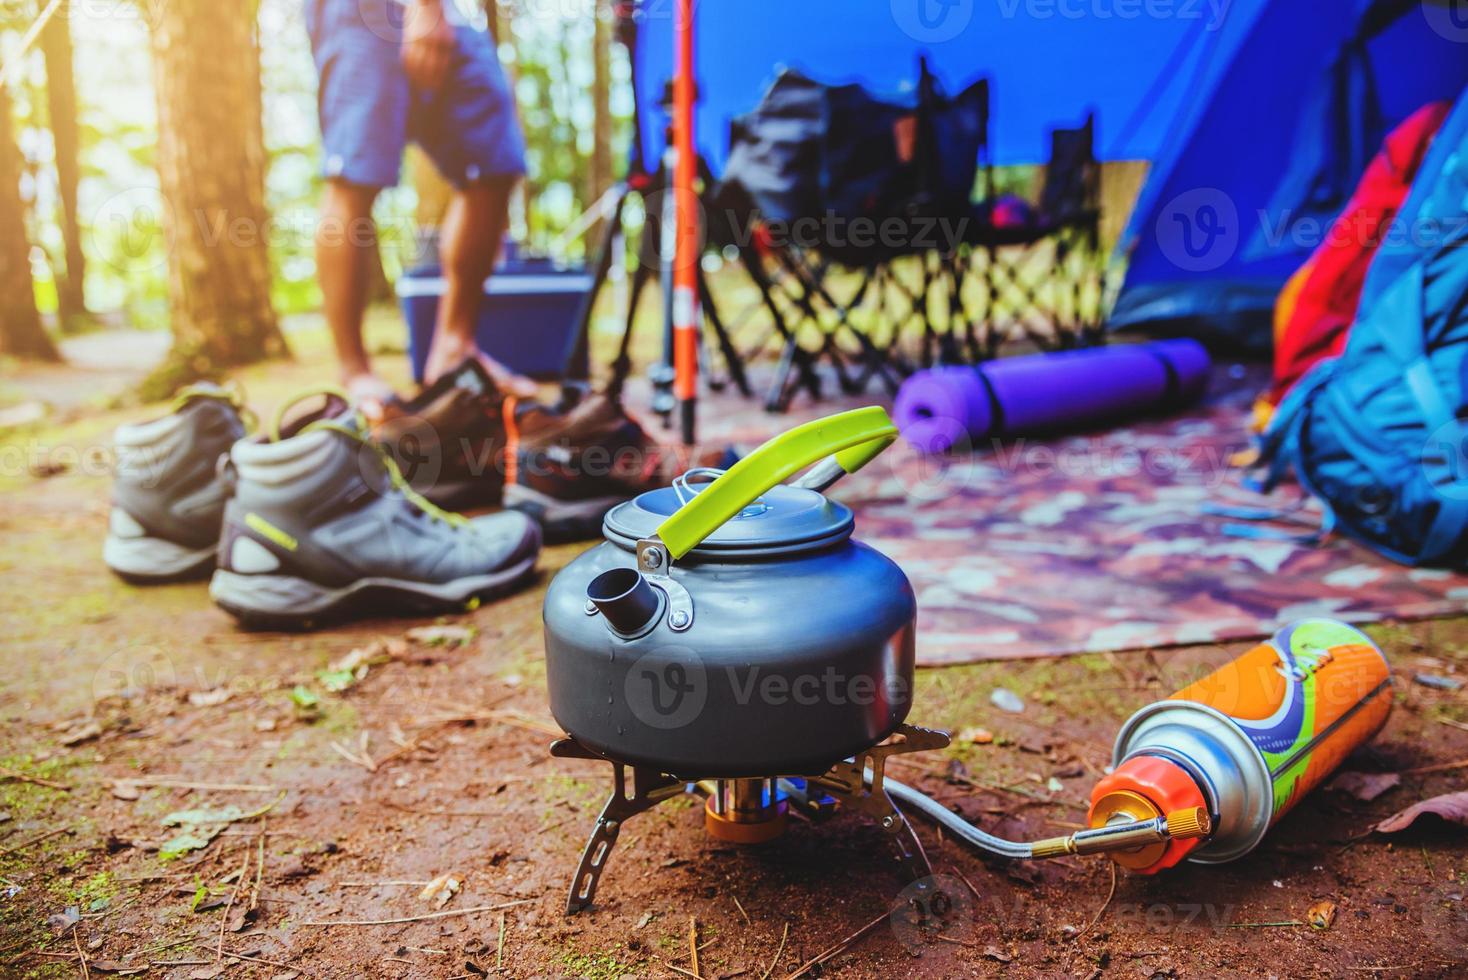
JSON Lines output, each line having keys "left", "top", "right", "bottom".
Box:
{"left": 104, "top": 384, "right": 250, "bottom": 583}
{"left": 374, "top": 358, "right": 510, "bottom": 512}
{"left": 503, "top": 390, "right": 734, "bottom": 542}
{"left": 209, "top": 388, "right": 540, "bottom": 629}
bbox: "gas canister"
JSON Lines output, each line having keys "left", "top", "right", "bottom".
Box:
{"left": 1090, "top": 619, "right": 1393, "bottom": 872}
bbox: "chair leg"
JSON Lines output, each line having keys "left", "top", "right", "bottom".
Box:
{"left": 697, "top": 265, "right": 752, "bottom": 398}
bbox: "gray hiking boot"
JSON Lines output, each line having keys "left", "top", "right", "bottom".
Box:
{"left": 209, "top": 389, "right": 540, "bottom": 629}
{"left": 105, "top": 384, "right": 250, "bottom": 583}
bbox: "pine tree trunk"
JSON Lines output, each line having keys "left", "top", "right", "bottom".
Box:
{"left": 41, "top": 2, "right": 87, "bottom": 329}
{"left": 0, "top": 84, "right": 58, "bottom": 362}
{"left": 145, "top": 0, "right": 286, "bottom": 394}
{"left": 588, "top": 5, "right": 613, "bottom": 244}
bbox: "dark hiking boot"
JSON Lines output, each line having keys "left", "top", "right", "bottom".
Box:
{"left": 503, "top": 391, "right": 735, "bottom": 542}
{"left": 105, "top": 384, "right": 250, "bottom": 583}
{"left": 209, "top": 388, "right": 540, "bottom": 629}
{"left": 374, "top": 358, "right": 510, "bottom": 512}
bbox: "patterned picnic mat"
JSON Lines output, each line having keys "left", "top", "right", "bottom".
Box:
{"left": 684, "top": 363, "right": 1468, "bottom": 663}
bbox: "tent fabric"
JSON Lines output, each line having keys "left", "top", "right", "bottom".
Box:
{"left": 1262, "top": 101, "right": 1449, "bottom": 416}
{"left": 627, "top": 0, "right": 1268, "bottom": 170}
{"left": 1111, "top": 0, "right": 1468, "bottom": 353}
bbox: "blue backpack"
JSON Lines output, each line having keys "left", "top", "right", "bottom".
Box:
{"left": 1242, "top": 88, "right": 1468, "bottom": 567}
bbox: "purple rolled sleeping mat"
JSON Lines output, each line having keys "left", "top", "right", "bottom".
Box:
{"left": 893, "top": 339, "right": 1212, "bottom": 454}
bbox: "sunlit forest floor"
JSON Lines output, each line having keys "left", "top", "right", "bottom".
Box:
{"left": 1, "top": 313, "right": 1466, "bottom": 978}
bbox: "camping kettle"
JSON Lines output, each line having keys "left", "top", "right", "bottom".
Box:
{"left": 542, "top": 407, "right": 915, "bottom": 779}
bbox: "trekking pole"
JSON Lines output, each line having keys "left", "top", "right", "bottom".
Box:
{"left": 671, "top": 0, "right": 699, "bottom": 445}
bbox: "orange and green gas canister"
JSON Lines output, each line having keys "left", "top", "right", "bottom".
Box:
{"left": 1089, "top": 619, "right": 1393, "bottom": 872}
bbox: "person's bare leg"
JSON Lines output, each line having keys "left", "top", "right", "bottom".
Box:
{"left": 424, "top": 176, "right": 539, "bottom": 396}
{"left": 317, "top": 180, "right": 396, "bottom": 404}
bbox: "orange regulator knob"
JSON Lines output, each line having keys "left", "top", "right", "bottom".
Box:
{"left": 1088, "top": 755, "right": 1209, "bottom": 873}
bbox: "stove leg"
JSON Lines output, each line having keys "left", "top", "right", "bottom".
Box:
{"left": 883, "top": 800, "right": 934, "bottom": 883}
{"left": 565, "top": 759, "right": 686, "bottom": 915}
{"left": 566, "top": 794, "right": 626, "bottom": 914}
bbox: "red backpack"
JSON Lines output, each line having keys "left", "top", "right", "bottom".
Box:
{"left": 1260, "top": 101, "right": 1449, "bottom": 421}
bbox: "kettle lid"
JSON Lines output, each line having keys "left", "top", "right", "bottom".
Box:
{"left": 603, "top": 483, "right": 854, "bottom": 556}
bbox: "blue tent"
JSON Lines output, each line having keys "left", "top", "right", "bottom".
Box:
{"left": 629, "top": 0, "right": 1270, "bottom": 170}
{"left": 1110, "top": 0, "right": 1468, "bottom": 351}
{"left": 629, "top": 1, "right": 1468, "bottom": 351}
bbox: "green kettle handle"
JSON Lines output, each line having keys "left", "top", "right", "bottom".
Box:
{"left": 653, "top": 406, "right": 898, "bottom": 560}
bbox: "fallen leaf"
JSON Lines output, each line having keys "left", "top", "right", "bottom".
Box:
{"left": 228, "top": 906, "right": 257, "bottom": 933}
{"left": 419, "top": 872, "right": 461, "bottom": 909}
{"left": 404, "top": 624, "right": 476, "bottom": 648}
{"left": 316, "top": 668, "right": 360, "bottom": 693}
{"left": 109, "top": 780, "right": 141, "bottom": 801}
{"left": 982, "top": 945, "right": 1012, "bottom": 963}
{"left": 160, "top": 829, "right": 223, "bottom": 860}
{"left": 290, "top": 686, "right": 321, "bottom": 711}
{"left": 1326, "top": 771, "right": 1400, "bottom": 802}
{"left": 637, "top": 911, "right": 654, "bottom": 928}
{"left": 1307, "top": 900, "right": 1337, "bottom": 930}
{"left": 0, "top": 400, "right": 47, "bottom": 429}
{"left": 46, "top": 907, "right": 81, "bottom": 933}
{"left": 957, "top": 726, "right": 994, "bottom": 745}
{"left": 1377, "top": 791, "right": 1468, "bottom": 834}
{"left": 254, "top": 717, "right": 278, "bottom": 733}
{"left": 163, "top": 805, "right": 248, "bottom": 827}
{"left": 329, "top": 643, "right": 393, "bottom": 674}
{"left": 87, "top": 960, "right": 148, "bottom": 974}
{"left": 188, "top": 688, "right": 232, "bottom": 707}
{"left": 1412, "top": 673, "right": 1463, "bottom": 691}
{"left": 59, "top": 720, "right": 104, "bottom": 746}
{"left": 189, "top": 966, "right": 224, "bottom": 980}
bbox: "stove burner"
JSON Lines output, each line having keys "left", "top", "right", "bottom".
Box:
{"left": 552, "top": 723, "right": 951, "bottom": 914}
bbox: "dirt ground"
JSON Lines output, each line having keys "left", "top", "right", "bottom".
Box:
{"left": 2, "top": 336, "right": 1466, "bottom": 979}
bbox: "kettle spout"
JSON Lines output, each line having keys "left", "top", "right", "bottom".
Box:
{"left": 587, "top": 567, "right": 662, "bottom": 635}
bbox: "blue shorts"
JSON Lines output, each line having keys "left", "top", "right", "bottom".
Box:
{"left": 305, "top": 0, "right": 526, "bottom": 189}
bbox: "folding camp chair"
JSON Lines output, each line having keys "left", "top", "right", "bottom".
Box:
{"left": 710, "top": 64, "right": 990, "bottom": 411}
{"left": 949, "top": 114, "right": 1106, "bottom": 359}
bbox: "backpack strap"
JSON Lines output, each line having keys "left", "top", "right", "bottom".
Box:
{"left": 1352, "top": 255, "right": 1468, "bottom": 563}
{"left": 1215, "top": 361, "right": 1340, "bottom": 545}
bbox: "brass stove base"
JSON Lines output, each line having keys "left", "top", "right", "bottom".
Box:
{"left": 551, "top": 724, "right": 951, "bottom": 914}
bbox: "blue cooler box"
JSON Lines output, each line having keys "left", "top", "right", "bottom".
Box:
{"left": 398, "top": 258, "right": 594, "bottom": 382}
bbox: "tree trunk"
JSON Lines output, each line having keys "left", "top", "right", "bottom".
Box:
{"left": 40, "top": 2, "right": 87, "bottom": 329}
{"left": 0, "top": 84, "right": 58, "bottom": 361}
{"left": 587, "top": 4, "right": 613, "bottom": 244}
{"left": 145, "top": 0, "right": 285, "bottom": 395}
